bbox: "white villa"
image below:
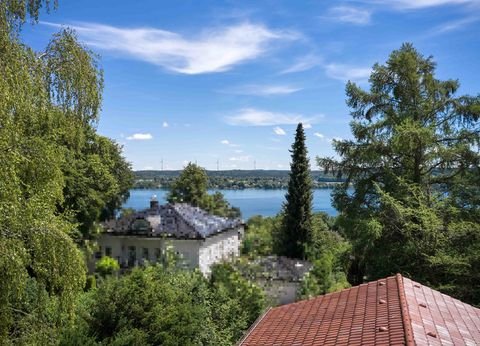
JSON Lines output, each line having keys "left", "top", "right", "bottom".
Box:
{"left": 93, "top": 198, "right": 244, "bottom": 275}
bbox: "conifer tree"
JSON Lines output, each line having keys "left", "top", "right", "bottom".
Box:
{"left": 279, "top": 123, "right": 313, "bottom": 259}
{"left": 318, "top": 44, "right": 480, "bottom": 304}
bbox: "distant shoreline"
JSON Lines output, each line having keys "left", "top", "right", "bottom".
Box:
{"left": 133, "top": 170, "right": 344, "bottom": 190}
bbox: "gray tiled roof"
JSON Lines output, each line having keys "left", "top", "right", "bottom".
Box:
{"left": 104, "top": 203, "right": 243, "bottom": 239}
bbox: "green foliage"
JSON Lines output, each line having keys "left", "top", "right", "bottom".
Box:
{"left": 278, "top": 123, "right": 314, "bottom": 259}
{"left": 85, "top": 275, "right": 96, "bottom": 291}
{"left": 167, "top": 162, "right": 240, "bottom": 217}
{"left": 167, "top": 162, "right": 209, "bottom": 206}
{"left": 95, "top": 256, "right": 120, "bottom": 277}
{"left": 210, "top": 263, "right": 266, "bottom": 328}
{"left": 318, "top": 43, "right": 480, "bottom": 304}
{"left": 241, "top": 215, "right": 281, "bottom": 257}
{"left": 0, "top": 1, "right": 133, "bottom": 342}
{"left": 66, "top": 264, "right": 262, "bottom": 345}
{"left": 300, "top": 213, "right": 351, "bottom": 298}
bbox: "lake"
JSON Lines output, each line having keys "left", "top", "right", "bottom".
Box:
{"left": 123, "top": 188, "right": 338, "bottom": 219}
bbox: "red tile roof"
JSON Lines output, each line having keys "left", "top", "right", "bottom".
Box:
{"left": 238, "top": 274, "right": 480, "bottom": 346}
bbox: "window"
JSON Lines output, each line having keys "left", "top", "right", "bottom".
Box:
{"left": 105, "top": 246, "right": 112, "bottom": 257}
{"left": 143, "top": 247, "right": 149, "bottom": 260}
{"left": 154, "top": 248, "right": 161, "bottom": 261}
{"left": 95, "top": 246, "right": 102, "bottom": 259}
{"left": 128, "top": 246, "right": 136, "bottom": 267}
{"left": 132, "top": 219, "right": 149, "bottom": 231}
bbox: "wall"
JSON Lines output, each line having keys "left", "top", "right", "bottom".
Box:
{"left": 198, "top": 226, "right": 244, "bottom": 275}
{"left": 94, "top": 225, "right": 244, "bottom": 275}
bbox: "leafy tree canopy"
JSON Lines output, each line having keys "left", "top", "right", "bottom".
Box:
{"left": 318, "top": 43, "right": 480, "bottom": 304}
{"left": 167, "top": 162, "right": 240, "bottom": 218}
{"left": 0, "top": 1, "right": 133, "bottom": 342}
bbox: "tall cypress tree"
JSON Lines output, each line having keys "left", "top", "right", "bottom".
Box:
{"left": 279, "top": 123, "right": 313, "bottom": 259}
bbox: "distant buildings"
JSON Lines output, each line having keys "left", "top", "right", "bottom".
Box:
{"left": 94, "top": 197, "right": 244, "bottom": 275}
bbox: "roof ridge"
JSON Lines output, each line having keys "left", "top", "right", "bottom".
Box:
{"left": 396, "top": 274, "right": 415, "bottom": 346}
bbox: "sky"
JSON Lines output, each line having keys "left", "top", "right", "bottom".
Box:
{"left": 21, "top": 0, "right": 480, "bottom": 170}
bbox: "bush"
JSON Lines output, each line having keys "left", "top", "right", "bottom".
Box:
{"left": 95, "top": 256, "right": 120, "bottom": 277}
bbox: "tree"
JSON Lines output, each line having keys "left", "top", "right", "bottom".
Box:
{"left": 0, "top": 1, "right": 133, "bottom": 342}
{"left": 318, "top": 43, "right": 480, "bottom": 304}
{"left": 79, "top": 264, "right": 255, "bottom": 345}
{"left": 167, "top": 163, "right": 240, "bottom": 218}
{"left": 300, "top": 213, "right": 351, "bottom": 298}
{"left": 167, "top": 163, "right": 209, "bottom": 206}
{"left": 278, "top": 123, "right": 314, "bottom": 259}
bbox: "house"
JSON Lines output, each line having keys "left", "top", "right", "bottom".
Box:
{"left": 238, "top": 274, "right": 480, "bottom": 345}
{"left": 94, "top": 197, "right": 244, "bottom": 275}
{"left": 240, "top": 256, "right": 313, "bottom": 305}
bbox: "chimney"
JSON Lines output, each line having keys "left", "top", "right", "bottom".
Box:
{"left": 150, "top": 195, "right": 159, "bottom": 209}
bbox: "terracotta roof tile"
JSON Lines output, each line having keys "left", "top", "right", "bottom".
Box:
{"left": 238, "top": 274, "right": 480, "bottom": 345}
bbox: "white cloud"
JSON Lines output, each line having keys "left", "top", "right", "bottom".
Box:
{"left": 427, "top": 16, "right": 480, "bottom": 36}
{"left": 273, "top": 126, "right": 286, "bottom": 135}
{"left": 303, "top": 124, "right": 312, "bottom": 129}
{"left": 229, "top": 155, "right": 251, "bottom": 162}
{"left": 281, "top": 54, "right": 322, "bottom": 74}
{"left": 327, "top": 6, "right": 372, "bottom": 25}
{"left": 226, "top": 108, "right": 322, "bottom": 126}
{"left": 385, "top": 0, "right": 475, "bottom": 9}
{"left": 43, "top": 21, "right": 297, "bottom": 74}
{"left": 314, "top": 132, "right": 325, "bottom": 139}
{"left": 162, "top": 121, "right": 169, "bottom": 127}
{"left": 324, "top": 63, "right": 371, "bottom": 82}
{"left": 234, "top": 149, "right": 244, "bottom": 153}
{"left": 220, "top": 139, "right": 240, "bottom": 147}
{"left": 224, "top": 84, "right": 302, "bottom": 96}
{"left": 126, "top": 133, "right": 153, "bottom": 140}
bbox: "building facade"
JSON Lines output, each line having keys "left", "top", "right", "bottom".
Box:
{"left": 94, "top": 199, "right": 244, "bottom": 275}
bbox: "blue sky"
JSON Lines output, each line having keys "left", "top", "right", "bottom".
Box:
{"left": 22, "top": 0, "right": 480, "bottom": 170}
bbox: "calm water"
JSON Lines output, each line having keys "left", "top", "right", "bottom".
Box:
{"left": 123, "top": 188, "right": 337, "bottom": 219}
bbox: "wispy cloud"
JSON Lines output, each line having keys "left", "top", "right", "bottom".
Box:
{"left": 223, "top": 84, "right": 302, "bottom": 96}
{"left": 281, "top": 54, "right": 322, "bottom": 74}
{"left": 362, "top": 0, "right": 476, "bottom": 10}
{"left": 324, "top": 63, "right": 371, "bottom": 82}
{"left": 162, "top": 121, "right": 169, "bottom": 128}
{"left": 225, "top": 108, "right": 323, "bottom": 126}
{"left": 386, "top": 0, "right": 475, "bottom": 9}
{"left": 273, "top": 126, "right": 286, "bottom": 135}
{"left": 43, "top": 21, "right": 298, "bottom": 74}
{"left": 326, "top": 6, "right": 372, "bottom": 25}
{"left": 427, "top": 16, "right": 480, "bottom": 36}
{"left": 126, "top": 133, "right": 153, "bottom": 140}
{"left": 314, "top": 132, "right": 325, "bottom": 139}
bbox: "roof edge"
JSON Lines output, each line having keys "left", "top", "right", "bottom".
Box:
{"left": 237, "top": 307, "right": 272, "bottom": 346}
{"left": 396, "top": 273, "right": 415, "bottom": 346}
